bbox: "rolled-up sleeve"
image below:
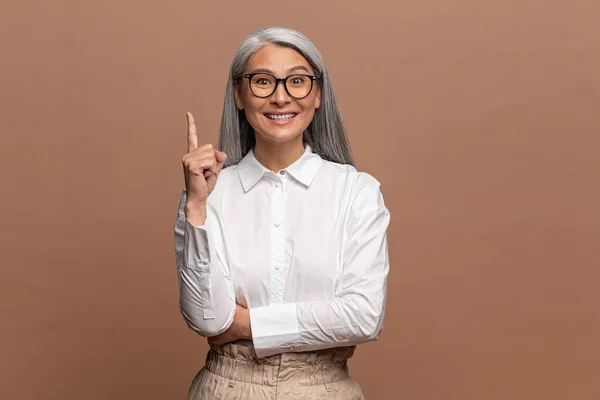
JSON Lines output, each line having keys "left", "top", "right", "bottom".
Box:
{"left": 174, "top": 190, "right": 236, "bottom": 337}
{"left": 250, "top": 179, "right": 390, "bottom": 358}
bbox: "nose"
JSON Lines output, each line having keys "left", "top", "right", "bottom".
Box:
{"left": 270, "top": 80, "right": 291, "bottom": 107}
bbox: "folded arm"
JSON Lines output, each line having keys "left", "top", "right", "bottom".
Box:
{"left": 249, "top": 182, "right": 391, "bottom": 358}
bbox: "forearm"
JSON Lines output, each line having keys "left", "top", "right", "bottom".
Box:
{"left": 249, "top": 292, "right": 386, "bottom": 358}
{"left": 179, "top": 216, "right": 236, "bottom": 337}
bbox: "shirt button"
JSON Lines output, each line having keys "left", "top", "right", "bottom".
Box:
{"left": 275, "top": 265, "right": 280, "bottom": 270}
{"left": 289, "top": 347, "right": 294, "bottom": 352}
{"left": 275, "top": 183, "right": 281, "bottom": 188}
{"left": 274, "top": 222, "right": 280, "bottom": 227}
{"left": 279, "top": 170, "right": 286, "bottom": 175}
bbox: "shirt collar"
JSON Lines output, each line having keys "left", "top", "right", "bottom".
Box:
{"left": 237, "top": 144, "right": 322, "bottom": 192}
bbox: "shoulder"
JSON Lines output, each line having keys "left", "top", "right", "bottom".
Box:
{"left": 319, "top": 160, "right": 386, "bottom": 211}
{"left": 208, "top": 164, "right": 239, "bottom": 195}
{"left": 216, "top": 164, "right": 238, "bottom": 182}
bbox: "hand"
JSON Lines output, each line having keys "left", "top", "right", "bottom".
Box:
{"left": 182, "top": 112, "right": 227, "bottom": 206}
{"left": 208, "top": 304, "right": 252, "bottom": 346}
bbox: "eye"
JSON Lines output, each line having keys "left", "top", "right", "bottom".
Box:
{"left": 251, "top": 73, "right": 275, "bottom": 87}
{"left": 287, "top": 75, "right": 309, "bottom": 87}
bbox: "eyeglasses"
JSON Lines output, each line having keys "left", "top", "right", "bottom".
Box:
{"left": 241, "top": 72, "right": 318, "bottom": 99}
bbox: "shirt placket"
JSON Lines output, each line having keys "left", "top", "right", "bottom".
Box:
{"left": 268, "top": 170, "right": 287, "bottom": 305}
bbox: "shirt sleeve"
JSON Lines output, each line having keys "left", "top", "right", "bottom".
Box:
{"left": 174, "top": 189, "right": 236, "bottom": 337}
{"left": 249, "top": 178, "right": 391, "bottom": 358}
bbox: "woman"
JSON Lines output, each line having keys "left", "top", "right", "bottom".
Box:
{"left": 174, "top": 26, "right": 390, "bottom": 399}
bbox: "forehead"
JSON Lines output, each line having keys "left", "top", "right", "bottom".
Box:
{"left": 246, "top": 44, "right": 314, "bottom": 74}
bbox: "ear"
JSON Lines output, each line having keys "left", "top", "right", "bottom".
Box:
{"left": 314, "top": 85, "right": 322, "bottom": 110}
{"left": 234, "top": 84, "right": 244, "bottom": 110}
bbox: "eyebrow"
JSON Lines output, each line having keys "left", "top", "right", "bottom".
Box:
{"left": 249, "top": 65, "right": 311, "bottom": 75}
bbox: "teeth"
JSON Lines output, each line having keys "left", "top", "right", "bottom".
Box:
{"left": 266, "top": 113, "right": 296, "bottom": 120}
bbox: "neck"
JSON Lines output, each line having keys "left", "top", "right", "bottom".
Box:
{"left": 253, "top": 135, "right": 305, "bottom": 172}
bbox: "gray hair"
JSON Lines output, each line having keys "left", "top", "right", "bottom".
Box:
{"left": 218, "top": 26, "right": 354, "bottom": 167}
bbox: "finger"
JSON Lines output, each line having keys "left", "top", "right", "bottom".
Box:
{"left": 206, "top": 152, "right": 220, "bottom": 175}
{"left": 214, "top": 149, "right": 227, "bottom": 174}
{"left": 186, "top": 147, "right": 219, "bottom": 175}
{"left": 193, "top": 158, "right": 215, "bottom": 175}
{"left": 215, "top": 150, "right": 228, "bottom": 162}
{"left": 186, "top": 112, "right": 198, "bottom": 152}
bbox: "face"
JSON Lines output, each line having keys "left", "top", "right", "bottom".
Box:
{"left": 234, "top": 44, "right": 321, "bottom": 145}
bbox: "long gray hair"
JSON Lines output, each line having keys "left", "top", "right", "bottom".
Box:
{"left": 218, "top": 27, "right": 354, "bottom": 167}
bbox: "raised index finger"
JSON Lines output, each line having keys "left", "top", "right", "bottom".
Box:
{"left": 186, "top": 112, "right": 198, "bottom": 152}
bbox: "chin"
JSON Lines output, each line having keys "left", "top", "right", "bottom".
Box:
{"left": 253, "top": 122, "right": 306, "bottom": 144}
{"left": 257, "top": 128, "right": 303, "bottom": 144}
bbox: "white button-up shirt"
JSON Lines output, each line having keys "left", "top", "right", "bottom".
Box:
{"left": 174, "top": 145, "right": 390, "bottom": 358}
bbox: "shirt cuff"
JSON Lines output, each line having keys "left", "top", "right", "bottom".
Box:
{"left": 250, "top": 303, "right": 300, "bottom": 358}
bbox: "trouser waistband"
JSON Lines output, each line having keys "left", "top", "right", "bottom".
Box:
{"left": 205, "top": 341, "right": 356, "bottom": 386}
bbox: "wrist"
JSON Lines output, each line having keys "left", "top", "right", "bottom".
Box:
{"left": 185, "top": 201, "right": 207, "bottom": 226}
{"left": 244, "top": 308, "right": 253, "bottom": 340}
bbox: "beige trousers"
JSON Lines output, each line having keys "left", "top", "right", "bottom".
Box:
{"left": 187, "top": 340, "right": 365, "bottom": 399}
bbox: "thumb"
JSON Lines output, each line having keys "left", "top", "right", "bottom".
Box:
{"left": 215, "top": 149, "right": 228, "bottom": 162}
{"left": 213, "top": 149, "right": 227, "bottom": 174}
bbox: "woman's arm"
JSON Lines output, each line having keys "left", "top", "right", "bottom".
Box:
{"left": 174, "top": 189, "right": 237, "bottom": 337}
{"left": 249, "top": 178, "right": 391, "bottom": 358}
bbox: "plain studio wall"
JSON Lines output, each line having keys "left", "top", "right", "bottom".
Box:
{"left": 1, "top": 1, "right": 599, "bottom": 399}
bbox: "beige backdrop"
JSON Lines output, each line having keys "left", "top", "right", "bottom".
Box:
{"left": 1, "top": 0, "right": 599, "bottom": 399}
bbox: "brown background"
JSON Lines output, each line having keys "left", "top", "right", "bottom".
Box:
{"left": 1, "top": 0, "right": 599, "bottom": 399}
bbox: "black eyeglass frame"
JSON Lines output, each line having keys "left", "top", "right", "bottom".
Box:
{"left": 240, "top": 72, "right": 319, "bottom": 99}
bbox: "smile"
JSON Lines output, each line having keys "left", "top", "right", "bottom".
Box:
{"left": 264, "top": 113, "right": 298, "bottom": 120}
